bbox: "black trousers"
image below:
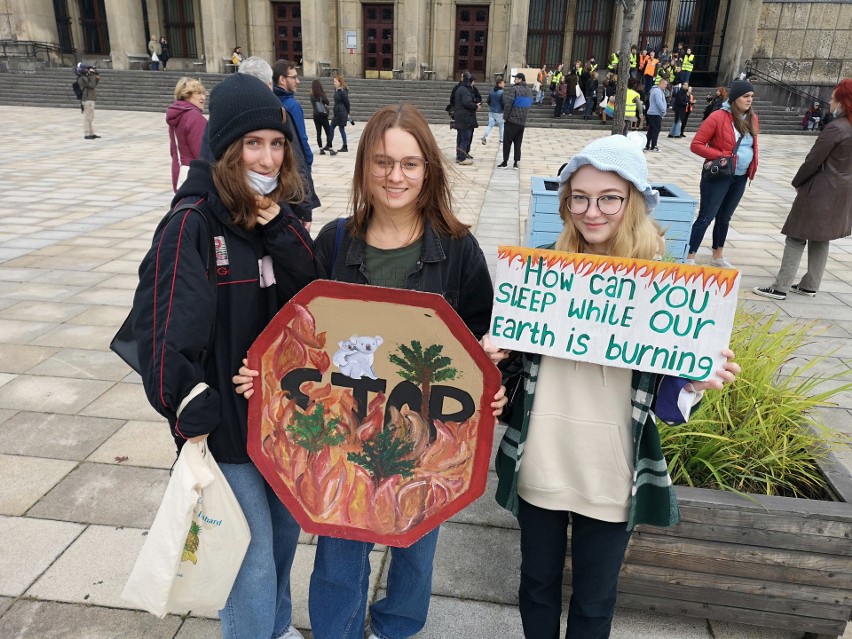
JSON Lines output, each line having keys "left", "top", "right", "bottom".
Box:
{"left": 517, "top": 498, "right": 633, "bottom": 639}
{"left": 313, "top": 115, "right": 331, "bottom": 149}
{"left": 503, "top": 121, "right": 526, "bottom": 163}
{"left": 645, "top": 114, "right": 662, "bottom": 149}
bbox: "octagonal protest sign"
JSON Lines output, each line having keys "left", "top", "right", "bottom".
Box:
{"left": 247, "top": 280, "right": 500, "bottom": 548}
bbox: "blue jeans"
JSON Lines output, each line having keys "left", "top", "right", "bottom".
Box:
{"left": 688, "top": 173, "right": 748, "bottom": 253}
{"left": 329, "top": 124, "right": 347, "bottom": 147}
{"left": 583, "top": 96, "right": 595, "bottom": 117}
{"left": 517, "top": 498, "right": 632, "bottom": 639}
{"left": 218, "top": 462, "right": 301, "bottom": 639}
{"left": 483, "top": 111, "right": 504, "bottom": 141}
{"left": 456, "top": 127, "right": 474, "bottom": 161}
{"left": 309, "top": 527, "right": 441, "bottom": 639}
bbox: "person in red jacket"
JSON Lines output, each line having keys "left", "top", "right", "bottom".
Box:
{"left": 686, "top": 80, "right": 759, "bottom": 268}
{"left": 166, "top": 77, "right": 207, "bottom": 191}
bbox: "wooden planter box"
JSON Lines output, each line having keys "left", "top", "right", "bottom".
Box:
{"left": 617, "top": 450, "right": 852, "bottom": 637}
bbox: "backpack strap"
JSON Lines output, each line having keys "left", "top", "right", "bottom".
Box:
{"left": 170, "top": 198, "right": 218, "bottom": 367}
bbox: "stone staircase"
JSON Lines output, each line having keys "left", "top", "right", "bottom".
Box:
{"left": 0, "top": 67, "right": 809, "bottom": 134}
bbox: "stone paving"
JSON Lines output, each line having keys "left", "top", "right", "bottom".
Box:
{"left": 0, "top": 105, "right": 850, "bottom": 639}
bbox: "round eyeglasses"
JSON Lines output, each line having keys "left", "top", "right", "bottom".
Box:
{"left": 567, "top": 194, "right": 626, "bottom": 216}
{"left": 370, "top": 155, "right": 428, "bottom": 180}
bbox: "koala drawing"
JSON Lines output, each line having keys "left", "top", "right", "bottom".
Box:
{"left": 332, "top": 338, "right": 357, "bottom": 368}
{"left": 336, "top": 335, "right": 384, "bottom": 379}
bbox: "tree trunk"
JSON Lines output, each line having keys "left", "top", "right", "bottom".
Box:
{"left": 612, "top": 0, "right": 639, "bottom": 136}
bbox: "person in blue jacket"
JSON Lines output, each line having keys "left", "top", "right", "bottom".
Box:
{"left": 272, "top": 59, "right": 314, "bottom": 167}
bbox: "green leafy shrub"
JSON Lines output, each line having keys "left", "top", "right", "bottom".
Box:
{"left": 348, "top": 427, "right": 416, "bottom": 484}
{"left": 659, "top": 307, "right": 851, "bottom": 499}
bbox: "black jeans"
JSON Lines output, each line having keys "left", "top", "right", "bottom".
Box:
{"left": 313, "top": 115, "right": 331, "bottom": 149}
{"left": 456, "top": 127, "right": 474, "bottom": 161}
{"left": 503, "top": 121, "right": 526, "bottom": 163}
{"left": 645, "top": 114, "right": 662, "bottom": 149}
{"left": 689, "top": 173, "right": 748, "bottom": 252}
{"left": 517, "top": 498, "right": 632, "bottom": 639}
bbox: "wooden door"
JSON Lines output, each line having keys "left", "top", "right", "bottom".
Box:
{"left": 274, "top": 2, "right": 303, "bottom": 64}
{"left": 454, "top": 6, "right": 489, "bottom": 78}
{"left": 363, "top": 4, "right": 394, "bottom": 72}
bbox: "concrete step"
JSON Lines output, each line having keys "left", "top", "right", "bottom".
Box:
{"left": 0, "top": 68, "right": 810, "bottom": 133}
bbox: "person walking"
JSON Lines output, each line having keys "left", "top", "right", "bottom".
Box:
{"left": 563, "top": 70, "right": 578, "bottom": 116}
{"left": 328, "top": 74, "right": 351, "bottom": 153}
{"left": 310, "top": 79, "right": 336, "bottom": 155}
{"left": 644, "top": 78, "right": 667, "bottom": 151}
{"left": 492, "top": 135, "right": 740, "bottom": 639}
{"left": 235, "top": 102, "right": 504, "bottom": 639}
{"left": 754, "top": 78, "right": 852, "bottom": 300}
{"left": 134, "top": 72, "right": 316, "bottom": 639}
{"left": 453, "top": 71, "right": 478, "bottom": 165}
{"left": 582, "top": 71, "right": 598, "bottom": 120}
{"left": 686, "top": 80, "right": 759, "bottom": 268}
{"left": 77, "top": 65, "right": 100, "bottom": 140}
{"left": 482, "top": 76, "right": 505, "bottom": 144}
{"left": 499, "top": 72, "right": 533, "bottom": 169}
{"left": 166, "top": 77, "right": 207, "bottom": 191}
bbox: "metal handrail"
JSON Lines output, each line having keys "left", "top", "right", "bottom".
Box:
{"left": 0, "top": 40, "right": 73, "bottom": 65}
{"left": 744, "top": 60, "right": 827, "bottom": 109}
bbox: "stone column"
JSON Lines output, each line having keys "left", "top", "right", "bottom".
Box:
{"left": 563, "top": 0, "right": 577, "bottom": 65}
{"left": 398, "top": 0, "right": 430, "bottom": 79}
{"left": 199, "top": 1, "right": 236, "bottom": 73}
{"left": 717, "top": 0, "right": 760, "bottom": 84}
{"left": 2, "top": 0, "right": 59, "bottom": 43}
{"left": 506, "top": 0, "right": 530, "bottom": 70}
{"left": 102, "top": 0, "right": 146, "bottom": 69}
{"left": 665, "top": 0, "right": 681, "bottom": 50}
{"left": 246, "top": 0, "right": 274, "bottom": 64}
{"left": 432, "top": 0, "right": 455, "bottom": 80}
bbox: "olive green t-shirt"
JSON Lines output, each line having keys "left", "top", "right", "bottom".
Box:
{"left": 364, "top": 239, "right": 423, "bottom": 289}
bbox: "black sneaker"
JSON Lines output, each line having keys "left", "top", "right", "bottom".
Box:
{"left": 753, "top": 286, "right": 786, "bottom": 300}
{"left": 497, "top": 162, "right": 507, "bottom": 168}
{"left": 790, "top": 284, "right": 817, "bottom": 297}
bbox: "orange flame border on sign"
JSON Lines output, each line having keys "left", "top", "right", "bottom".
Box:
{"left": 497, "top": 246, "right": 739, "bottom": 296}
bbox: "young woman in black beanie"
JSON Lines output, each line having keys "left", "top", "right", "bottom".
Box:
{"left": 132, "top": 72, "right": 316, "bottom": 639}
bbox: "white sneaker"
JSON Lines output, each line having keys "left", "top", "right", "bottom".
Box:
{"left": 277, "top": 626, "right": 304, "bottom": 639}
{"left": 684, "top": 258, "right": 696, "bottom": 265}
{"left": 709, "top": 257, "right": 734, "bottom": 269}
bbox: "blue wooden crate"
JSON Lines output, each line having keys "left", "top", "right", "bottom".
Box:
{"left": 524, "top": 177, "right": 697, "bottom": 262}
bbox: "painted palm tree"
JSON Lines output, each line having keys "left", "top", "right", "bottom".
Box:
{"left": 388, "top": 341, "right": 459, "bottom": 424}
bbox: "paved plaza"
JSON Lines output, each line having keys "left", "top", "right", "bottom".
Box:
{"left": 0, "top": 105, "right": 850, "bottom": 638}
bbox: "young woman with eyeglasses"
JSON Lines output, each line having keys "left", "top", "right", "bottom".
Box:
{"left": 306, "top": 102, "right": 506, "bottom": 639}
{"left": 487, "top": 135, "right": 739, "bottom": 639}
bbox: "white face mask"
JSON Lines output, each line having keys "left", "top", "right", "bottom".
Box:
{"left": 246, "top": 170, "right": 280, "bottom": 195}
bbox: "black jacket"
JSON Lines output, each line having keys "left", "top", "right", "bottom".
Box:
{"left": 132, "top": 162, "right": 316, "bottom": 462}
{"left": 314, "top": 219, "right": 493, "bottom": 340}
{"left": 331, "top": 88, "right": 350, "bottom": 128}
{"left": 453, "top": 82, "right": 479, "bottom": 130}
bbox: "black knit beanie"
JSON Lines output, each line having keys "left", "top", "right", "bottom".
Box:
{"left": 727, "top": 79, "right": 754, "bottom": 105}
{"left": 208, "top": 74, "right": 289, "bottom": 160}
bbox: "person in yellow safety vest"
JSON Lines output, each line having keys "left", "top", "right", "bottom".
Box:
{"left": 607, "top": 52, "right": 619, "bottom": 72}
{"left": 623, "top": 77, "right": 644, "bottom": 133}
{"left": 681, "top": 47, "right": 695, "bottom": 83}
{"left": 629, "top": 46, "right": 638, "bottom": 79}
{"left": 588, "top": 56, "right": 598, "bottom": 75}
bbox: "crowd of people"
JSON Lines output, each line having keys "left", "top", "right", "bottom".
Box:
{"left": 121, "top": 46, "right": 851, "bottom": 639}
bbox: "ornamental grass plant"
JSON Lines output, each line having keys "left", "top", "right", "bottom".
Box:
{"left": 659, "top": 307, "right": 852, "bottom": 499}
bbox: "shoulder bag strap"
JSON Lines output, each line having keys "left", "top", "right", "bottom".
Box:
{"left": 330, "top": 217, "right": 347, "bottom": 272}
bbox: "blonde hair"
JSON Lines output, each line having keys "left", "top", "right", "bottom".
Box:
{"left": 333, "top": 74, "right": 347, "bottom": 90}
{"left": 174, "top": 77, "right": 206, "bottom": 101}
{"left": 556, "top": 182, "right": 663, "bottom": 259}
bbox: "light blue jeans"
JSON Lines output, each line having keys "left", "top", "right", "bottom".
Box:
{"left": 309, "top": 527, "right": 441, "bottom": 639}
{"left": 483, "top": 111, "right": 504, "bottom": 142}
{"left": 218, "top": 462, "right": 301, "bottom": 639}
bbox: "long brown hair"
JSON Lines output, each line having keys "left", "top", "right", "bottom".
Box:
{"left": 730, "top": 93, "right": 758, "bottom": 138}
{"left": 350, "top": 103, "right": 468, "bottom": 239}
{"left": 212, "top": 134, "right": 304, "bottom": 230}
{"left": 311, "top": 79, "right": 327, "bottom": 101}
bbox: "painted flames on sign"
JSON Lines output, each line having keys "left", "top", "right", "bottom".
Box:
{"left": 259, "top": 304, "right": 479, "bottom": 535}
